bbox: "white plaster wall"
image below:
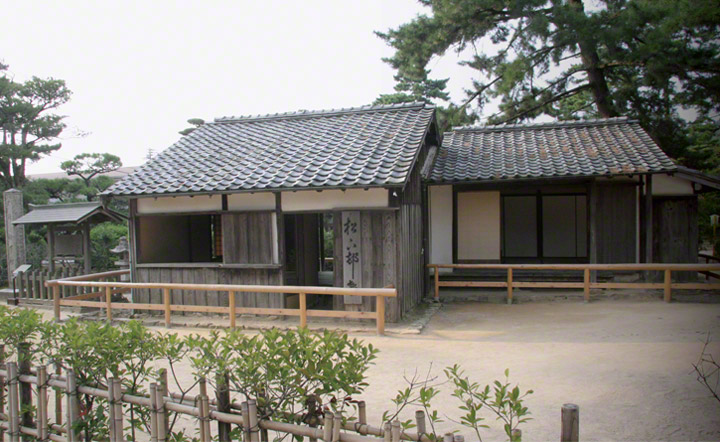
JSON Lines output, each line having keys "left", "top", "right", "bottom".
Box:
{"left": 227, "top": 192, "right": 276, "bottom": 211}
{"left": 136, "top": 195, "right": 222, "bottom": 214}
{"left": 652, "top": 173, "right": 694, "bottom": 196}
{"left": 457, "top": 191, "right": 501, "bottom": 260}
{"left": 281, "top": 188, "right": 388, "bottom": 212}
{"left": 429, "top": 185, "right": 453, "bottom": 266}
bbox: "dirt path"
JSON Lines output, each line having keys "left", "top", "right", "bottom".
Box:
{"left": 34, "top": 299, "right": 720, "bottom": 441}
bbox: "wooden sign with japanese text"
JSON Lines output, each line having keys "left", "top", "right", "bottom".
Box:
{"left": 341, "top": 211, "right": 363, "bottom": 304}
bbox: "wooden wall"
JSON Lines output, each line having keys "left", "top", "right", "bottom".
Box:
{"left": 134, "top": 266, "right": 284, "bottom": 309}
{"left": 653, "top": 196, "right": 698, "bottom": 280}
{"left": 222, "top": 212, "right": 275, "bottom": 264}
{"left": 593, "top": 183, "right": 637, "bottom": 263}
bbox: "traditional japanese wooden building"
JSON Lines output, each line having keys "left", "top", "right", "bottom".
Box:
{"left": 105, "top": 107, "right": 719, "bottom": 322}
{"left": 427, "top": 118, "right": 720, "bottom": 273}
{"left": 104, "top": 102, "right": 439, "bottom": 322}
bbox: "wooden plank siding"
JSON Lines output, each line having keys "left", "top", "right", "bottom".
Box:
{"left": 593, "top": 183, "right": 637, "bottom": 263}
{"left": 653, "top": 196, "right": 699, "bottom": 281}
{"left": 134, "top": 266, "right": 284, "bottom": 309}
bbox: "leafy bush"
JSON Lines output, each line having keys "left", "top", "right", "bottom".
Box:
{"left": 90, "top": 222, "right": 128, "bottom": 271}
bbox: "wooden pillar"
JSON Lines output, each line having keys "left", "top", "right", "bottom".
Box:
{"left": 82, "top": 221, "right": 91, "bottom": 274}
{"left": 3, "top": 189, "right": 26, "bottom": 284}
{"left": 47, "top": 224, "right": 56, "bottom": 273}
{"left": 644, "top": 175, "right": 653, "bottom": 263}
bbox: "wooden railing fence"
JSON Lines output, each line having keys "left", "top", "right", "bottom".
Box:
{"left": 12, "top": 266, "right": 89, "bottom": 301}
{"left": 698, "top": 253, "right": 720, "bottom": 280}
{"left": 46, "top": 271, "right": 396, "bottom": 335}
{"left": 428, "top": 263, "right": 720, "bottom": 304}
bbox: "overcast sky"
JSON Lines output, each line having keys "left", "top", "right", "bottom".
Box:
{"left": 1, "top": 1, "right": 477, "bottom": 174}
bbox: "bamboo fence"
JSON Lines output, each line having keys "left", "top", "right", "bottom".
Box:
{"left": 0, "top": 359, "right": 441, "bottom": 442}
{"left": 428, "top": 263, "right": 720, "bottom": 303}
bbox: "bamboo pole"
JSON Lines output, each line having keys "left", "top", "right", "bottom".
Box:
{"left": 54, "top": 364, "right": 62, "bottom": 428}
{"left": 154, "top": 383, "right": 167, "bottom": 442}
{"left": 583, "top": 268, "right": 590, "bottom": 302}
{"left": 199, "top": 395, "right": 211, "bottom": 442}
{"left": 299, "top": 293, "right": 307, "bottom": 329}
{"left": 108, "top": 378, "right": 120, "bottom": 442}
{"left": 241, "top": 402, "right": 251, "bottom": 442}
{"left": 0, "top": 345, "right": 5, "bottom": 442}
{"left": 7, "top": 363, "right": 20, "bottom": 442}
{"left": 215, "top": 372, "right": 231, "bottom": 442}
{"left": 507, "top": 268, "right": 513, "bottom": 305}
{"left": 149, "top": 383, "right": 159, "bottom": 442}
{"left": 382, "top": 423, "right": 391, "bottom": 442}
{"left": 163, "top": 288, "right": 171, "bottom": 327}
{"left": 17, "top": 343, "right": 32, "bottom": 439}
{"left": 112, "top": 379, "right": 123, "bottom": 442}
{"left": 561, "top": 404, "right": 579, "bottom": 442}
{"left": 229, "top": 291, "right": 236, "bottom": 328}
{"left": 358, "top": 402, "right": 367, "bottom": 426}
{"left": 414, "top": 411, "right": 425, "bottom": 437}
{"left": 65, "top": 370, "right": 79, "bottom": 442}
{"left": 442, "top": 434, "right": 453, "bottom": 442}
{"left": 158, "top": 369, "right": 169, "bottom": 433}
{"left": 376, "top": 296, "right": 385, "bottom": 336}
{"left": 322, "top": 412, "right": 333, "bottom": 442}
{"left": 390, "top": 421, "right": 400, "bottom": 442}
{"left": 248, "top": 400, "right": 259, "bottom": 442}
{"left": 332, "top": 412, "right": 341, "bottom": 442}
{"left": 664, "top": 269, "right": 672, "bottom": 303}
{"left": 37, "top": 366, "right": 49, "bottom": 442}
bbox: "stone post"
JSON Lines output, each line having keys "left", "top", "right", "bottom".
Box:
{"left": 3, "top": 189, "right": 26, "bottom": 284}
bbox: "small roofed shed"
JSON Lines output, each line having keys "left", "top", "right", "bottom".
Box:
{"left": 103, "top": 102, "right": 440, "bottom": 322}
{"left": 13, "top": 202, "right": 126, "bottom": 273}
{"left": 427, "top": 117, "right": 720, "bottom": 272}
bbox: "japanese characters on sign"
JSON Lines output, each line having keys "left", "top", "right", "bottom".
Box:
{"left": 342, "top": 211, "right": 363, "bottom": 304}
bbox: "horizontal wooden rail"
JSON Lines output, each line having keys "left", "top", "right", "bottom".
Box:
{"left": 428, "top": 263, "right": 720, "bottom": 304}
{"left": 47, "top": 273, "right": 396, "bottom": 335}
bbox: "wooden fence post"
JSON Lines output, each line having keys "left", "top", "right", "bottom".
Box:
{"left": 149, "top": 383, "right": 159, "bottom": 442}
{"left": 321, "top": 411, "right": 332, "bottom": 442}
{"left": 561, "top": 403, "right": 579, "bottom": 442}
{"left": 376, "top": 296, "right": 385, "bottom": 336}
{"left": 358, "top": 401, "right": 367, "bottom": 427}
{"left": 433, "top": 266, "right": 439, "bottom": 300}
{"left": 664, "top": 269, "right": 672, "bottom": 303}
{"left": 215, "top": 372, "right": 231, "bottom": 442}
{"left": 247, "top": 399, "right": 259, "bottom": 442}
{"left": 199, "top": 395, "right": 211, "bottom": 442}
{"left": 507, "top": 268, "right": 513, "bottom": 305}
{"left": 229, "top": 291, "right": 236, "bottom": 328}
{"left": 108, "top": 378, "right": 119, "bottom": 442}
{"left": 0, "top": 345, "right": 5, "bottom": 442}
{"left": 157, "top": 369, "right": 169, "bottom": 433}
{"left": 52, "top": 284, "right": 60, "bottom": 322}
{"left": 7, "top": 363, "right": 20, "bottom": 442}
{"left": 37, "top": 366, "right": 49, "bottom": 442}
{"left": 583, "top": 268, "right": 590, "bottom": 302}
{"left": 161, "top": 288, "right": 170, "bottom": 327}
{"left": 66, "top": 369, "right": 79, "bottom": 442}
{"left": 415, "top": 410, "right": 425, "bottom": 436}
{"left": 113, "top": 379, "right": 124, "bottom": 442}
{"left": 17, "top": 343, "right": 32, "bottom": 440}
{"left": 106, "top": 286, "right": 113, "bottom": 322}
{"left": 299, "top": 293, "right": 307, "bottom": 329}
{"left": 54, "top": 364, "right": 62, "bottom": 428}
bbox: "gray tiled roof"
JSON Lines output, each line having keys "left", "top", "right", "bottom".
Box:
{"left": 12, "top": 202, "right": 124, "bottom": 225}
{"left": 431, "top": 117, "right": 677, "bottom": 183}
{"left": 105, "top": 102, "right": 435, "bottom": 196}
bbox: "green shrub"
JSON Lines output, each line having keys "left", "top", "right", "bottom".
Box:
{"left": 90, "top": 222, "right": 128, "bottom": 271}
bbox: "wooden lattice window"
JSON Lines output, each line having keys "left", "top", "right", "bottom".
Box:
{"left": 211, "top": 214, "right": 223, "bottom": 260}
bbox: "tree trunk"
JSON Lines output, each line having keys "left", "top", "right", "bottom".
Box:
{"left": 568, "top": 0, "right": 617, "bottom": 118}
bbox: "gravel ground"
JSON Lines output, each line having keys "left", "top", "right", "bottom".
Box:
{"left": 30, "top": 298, "right": 720, "bottom": 441}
